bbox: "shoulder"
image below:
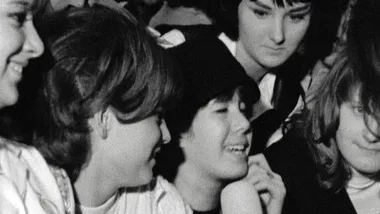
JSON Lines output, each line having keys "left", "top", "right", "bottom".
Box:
{"left": 221, "top": 180, "right": 262, "bottom": 214}
{"left": 155, "top": 176, "right": 193, "bottom": 214}
{"left": 0, "top": 138, "right": 75, "bottom": 214}
{"left": 118, "top": 176, "right": 192, "bottom": 214}
{"left": 0, "top": 138, "right": 46, "bottom": 179}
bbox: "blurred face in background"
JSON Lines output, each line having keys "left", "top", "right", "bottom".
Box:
{"left": 0, "top": 0, "right": 44, "bottom": 108}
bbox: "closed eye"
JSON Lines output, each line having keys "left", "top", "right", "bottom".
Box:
{"left": 253, "top": 9, "right": 270, "bottom": 18}
{"left": 215, "top": 108, "right": 228, "bottom": 113}
{"left": 9, "top": 12, "right": 29, "bottom": 27}
{"left": 288, "top": 13, "right": 309, "bottom": 22}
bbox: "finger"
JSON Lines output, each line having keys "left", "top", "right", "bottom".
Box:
{"left": 245, "top": 165, "right": 273, "bottom": 182}
{"left": 254, "top": 179, "right": 286, "bottom": 199}
{"left": 245, "top": 171, "right": 272, "bottom": 185}
{"left": 248, "top": 154, "right": 272, "bottom": 172}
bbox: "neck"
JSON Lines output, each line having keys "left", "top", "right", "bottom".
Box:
{"left": 235, "top": 40, "right": 268, "bottom": 82}
{"left": 174, "top": 162, "right": 224, "bottom": 211}
{"left": 149, "top": 2, "right": 212, "bottom": 27}
{"left": 347, "top": 167, "right": 376, "bottom": 189}
{"left": 74, "top": 155, "right": 118, "bottom": 207}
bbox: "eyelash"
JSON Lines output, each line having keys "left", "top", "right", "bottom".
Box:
{"left": 252, "top": 9, "right": 309, "bottom": 22}
{"left": 353, "top": 106, "right": 364, "bottom": 114}
{"left": 253, "top": 9, "right": 270, "bottom": 18}
{"left": 289, "top": 13, "right": 308, "bottom": 22}
{"left": 215, "top": 108, "right": 228, "bottom": 113}
{"left": 215, "top": 102, "right": 247, "bottom": 114}
{"left": 10, "top": 12, "right": 29, "bottom": 27}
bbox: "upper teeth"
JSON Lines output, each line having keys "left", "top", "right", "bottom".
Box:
{"left": 10, "top": 63, "right": 23, "bottom": 73}
{"left": 225, "top": 145, "right": 246, "bottom": 152}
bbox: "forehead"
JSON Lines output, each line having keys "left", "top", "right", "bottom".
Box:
{"left": 209, "top": 90, "right": 242, "bottom": 105}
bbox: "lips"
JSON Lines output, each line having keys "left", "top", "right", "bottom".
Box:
{"left": 8, "top": 61, "right": 28, "bottom": 81}
{"left": 265, "top": 46, "right": 285, "bottom": 51}
{"left": 149, "top": 142, "right": 162, "bottom": 161}
{"left": 9, "top": 61, "right": 25, "bottom": 73}
{"left": 224, "top": 143, "right": 249, "bottom": 156}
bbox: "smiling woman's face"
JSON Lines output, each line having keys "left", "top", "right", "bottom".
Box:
{"left": 0, "top": 0, "right": 44, "bottom": 108}
{"left": 180, "top": 91, "right": 252, "bottom": 181}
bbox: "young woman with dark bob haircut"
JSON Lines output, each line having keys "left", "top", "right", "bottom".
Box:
{"left": 33, "top": 5, "right": 191, "bottom": 213}
{"left": 265, "top": 1, "right": 380, "bottom": 213}
{"left": 155, "top": 37, "right": 286, "bottom": 214}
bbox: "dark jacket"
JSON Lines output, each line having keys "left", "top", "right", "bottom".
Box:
{"left": 264, "top": 131, "right": 357, "bottom": 214}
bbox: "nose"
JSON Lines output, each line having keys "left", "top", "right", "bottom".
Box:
{"left": 363, "top": 115, "right": 380, "bottom": 143}
{"left": 269, "top": 17, "right": 285, "bottom": 45}
{"left": 23, "top": 22, "right": 44, "bottom": 59}
{"left": 160, "top": 119, "right": 172, "bottom": 144}
{"left": 233, "top": 111, "right": 251, "bottom": 134}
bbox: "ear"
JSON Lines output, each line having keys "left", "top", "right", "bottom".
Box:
{"left": 93, "top": 108, "right": 112, "bottom": 139}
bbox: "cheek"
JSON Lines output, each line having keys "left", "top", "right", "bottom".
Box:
{"left": 192, "top": 119, "right": 229, "bottom": 149}
{"left": 0, "top": 25, "right": 23, "bottom": 63}
{"left": 286, "top": 21, "right": 310, "bottom": 45}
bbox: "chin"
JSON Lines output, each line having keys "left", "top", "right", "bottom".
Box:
{"left": 0, "top": 90, "right": 19, "bottom": 108}
{"left": 261, "top": 58, "right": 288, "bottom": 69}
{"left": 221, "top": 165, "right": 248, "bottom": 180}
{"left": 138, "top": 170, "right": 154, "bottom": 185}
{"left": 352, "top": 160, "right": 380, "bottom": 175}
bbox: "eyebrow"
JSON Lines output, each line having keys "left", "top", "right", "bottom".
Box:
{"left": 250, "top": 0, "right": 272, "bottom": 10}
{"left": 289, "top": 4, "right": 311, "bottom": 13}
{"left": 8, "top": 0, "right": 30, "bottom": 9}
{"left": 250, "top": 0, "right": 311, "bottom": 12}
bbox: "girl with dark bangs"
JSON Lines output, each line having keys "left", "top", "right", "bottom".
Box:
{"left": 148, "top": 0, "right": 342, "bottom": 154}
{"left": 216, "top": 0, "right": 345, "bottom": 153}
{"left": 155, "top": 37, "right": 286, "bottom": 214}
{"left": 32, "top": 5, "right": 191, "bottom": 214}
{"left": 154, "top": 0, "right": 342, "bottom": 152}
{"left": 265, "top": 0, "right": 380, "bottom": 213}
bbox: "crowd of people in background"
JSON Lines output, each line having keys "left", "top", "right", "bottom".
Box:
{"left": 0, "top": 0, "right": 379, "bottom": 213}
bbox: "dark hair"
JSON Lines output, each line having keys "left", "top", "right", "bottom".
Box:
{"left": 33, "top": 5, "right": 181, "bottom": 181}
{"left": 347, "top": 0, "right": 380, "bottom": 124}
{"left": 0, "top": 0, "right": 48, "bottom": 142}
{"left": 154, "top": 37, "right": 259, "bottom": 181}
{"left": 305, "top": 55, "right": 357, "bottom": 190}
{"left": 217, "top": 0, "right": 347, "bottom": 61}
{"left": 156, "top": 86, "right": 254, "bottom": 182}
{"left": 217, "top": 0, "right": 313, "bottom": 40}
{"left": 306, "top": 0, "right": 380, "bottom": 190}
{"left": 166, "top": 0, "right": 221, "bottom": 21}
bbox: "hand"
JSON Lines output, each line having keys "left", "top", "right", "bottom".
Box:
{"left": 221, "top": 180, "right": 263, "bottom": 214}
{"left": 243, "top": 154, "right": 286, "bottom": 214}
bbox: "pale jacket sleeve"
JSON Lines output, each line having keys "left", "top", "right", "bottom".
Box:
{"left": 0, "top": 140, "right": 75, "bottom": 214}
{"left": 0, "top": 175, "right": 27, "bottom": 214}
